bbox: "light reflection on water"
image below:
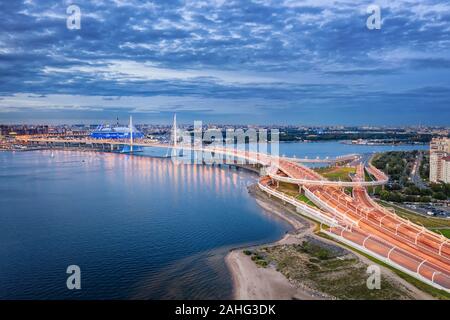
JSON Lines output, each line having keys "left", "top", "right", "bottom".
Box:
{"left": 0, "top": 150, "right": 291, "bottom": 299}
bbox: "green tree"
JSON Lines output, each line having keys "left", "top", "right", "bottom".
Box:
{"left": 433, "top": 192, "right": 447, "bottom": 200}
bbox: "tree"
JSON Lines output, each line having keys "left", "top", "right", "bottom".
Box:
{"left": 433, "top": 192, "right": 447, "bottom": 201}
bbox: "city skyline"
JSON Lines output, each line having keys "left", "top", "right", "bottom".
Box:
{"left": 1, "top": 0, "right": 450, "bottom": 125}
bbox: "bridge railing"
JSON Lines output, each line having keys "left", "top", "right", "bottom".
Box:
{"left": 303, "top": 187, "right": 359, "bottom": 227}
{"left": 257, "top": 182, "right": 340, "bottom": 227}
{"left": 268, "top": 171, "right": 388, "bottom": 187}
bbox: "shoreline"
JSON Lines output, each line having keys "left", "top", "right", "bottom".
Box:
{"left": 226, "top": 184, "right": 435, "bottom": 300}
{"left": 225, "top": 184, "right": 325, "bottom": 300}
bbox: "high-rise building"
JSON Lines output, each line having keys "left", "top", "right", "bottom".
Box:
{"left": 429, "top": 137, "right": 450, "bottom": 183}
{"left": 443, "top": 156, "right": 450, "bottom": 184}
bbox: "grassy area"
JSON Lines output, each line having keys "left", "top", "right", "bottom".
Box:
{"left": 267, "top": 181, "right": 319, "bottom": 209}
{"left": 297, "top": 194, "right": 319, "bottom": 208}
{"left": 344, "top": 187, "right": 353, "bottom": 196}
{"left": 245, "top": 251, "right": 269, "bottom": 267}
{"left": 276, "top": 181, "right": 300, "bottom": 197}
{"left": 314, "top": 166, "right": 356, "bottom": 182}
{"left": 430, "top": 228, "right": 450, "bottom": 239}
{"left": 252, "top": 240, "right": 417, "bottom": 300}
{"left": 377, "top": 200, "right": 450, "bottom": 229}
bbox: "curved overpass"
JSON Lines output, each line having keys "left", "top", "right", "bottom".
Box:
{"left": 201, "top": 146, "right": 388, "bottom": 187}
{"left": 267, "top": 170, "right": 388, "bottom": 187}
{"left": 266, "top": 158, "right": 388, "bottom": 187}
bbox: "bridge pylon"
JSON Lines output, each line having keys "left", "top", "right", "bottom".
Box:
{"left": 170, "top": 113, "right": 180, "bottom": 161}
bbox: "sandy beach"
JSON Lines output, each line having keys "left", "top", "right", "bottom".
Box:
{"left": 226, "top": 249, "right": 320, "bottom": 300}
{"left": 225, "top": 184, "right": 321, "bottom": 300}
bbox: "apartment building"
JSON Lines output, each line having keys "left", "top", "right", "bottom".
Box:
{"left": 430, "top": 137, "right": 450, "bottom": 183}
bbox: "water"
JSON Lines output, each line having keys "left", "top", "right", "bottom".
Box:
{"left": 0, "top": 150, "right": 291, "bottom": 299}
{"left": 0, "top": 141, "right": 428, "bottom": 299}
{"left": 277, "top": 141, "right": 428, "bottom": 158}
{"left": 141, "top": 141, "right": 428, "bottom": 159}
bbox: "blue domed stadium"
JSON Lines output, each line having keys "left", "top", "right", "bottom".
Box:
{"left": 90, "top": 118, "right": 144, "bottom": 140}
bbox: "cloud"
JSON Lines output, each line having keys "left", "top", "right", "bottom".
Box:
{"left": 0, "top": 0, "right": 449, "bottom": 124}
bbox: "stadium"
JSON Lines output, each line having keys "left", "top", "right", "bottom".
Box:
{"left": 90, "top": 118, "right": 144, "bottom": 140}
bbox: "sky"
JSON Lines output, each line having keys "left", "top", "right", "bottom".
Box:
{"left": 0, "top": 0, "right": 449, "bottom": 125}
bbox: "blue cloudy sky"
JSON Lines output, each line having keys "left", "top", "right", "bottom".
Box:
{"left": 0, "top": 0, "right": 449, "bottom": 125}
